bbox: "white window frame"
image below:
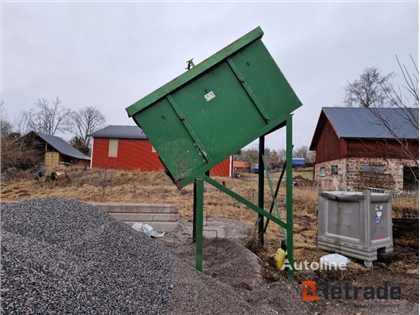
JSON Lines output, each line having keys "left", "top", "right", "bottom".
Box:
{"left": 108, "top": 139, "right": 118, "bottom": 157}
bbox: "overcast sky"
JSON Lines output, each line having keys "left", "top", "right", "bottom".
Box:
{"left": 1, "top": 1, "right": 418, "bottom": 151}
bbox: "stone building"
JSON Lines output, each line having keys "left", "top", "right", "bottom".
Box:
{"left": 309, "top": 107, "right": 418, "bottom": 192}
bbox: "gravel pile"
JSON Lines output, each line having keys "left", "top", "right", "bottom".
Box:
{"left": 1, "top": 198, "right": 264, "bottom": 315}
{"left": 1, "top": 198, "right": 175, "bottom": 314}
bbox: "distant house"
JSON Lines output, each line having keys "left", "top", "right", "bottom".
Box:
{"left": 22, "top": 131, "right": 90, "bottom": 167}
{"left": 309, "top": 107, "right": 419, "bottom": 192}
{"left": 233, "top": 161, "right": 251, "bottom": 173}
{"left": 90, "top": 125, "right": 232, "bottom": 177}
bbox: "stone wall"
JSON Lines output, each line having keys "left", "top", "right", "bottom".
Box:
{"left": 314, "top": 158, "right": 417, "bottom": 192}
{"left": 313, "top": 159, "right": 347, "bottom": 191}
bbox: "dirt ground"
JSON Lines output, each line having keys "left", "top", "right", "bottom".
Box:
{"left": 155, "top": 217, "right": 419, "bottom": 314}
{"left": 1, "top": 167, "right": 419, "bottom": 314}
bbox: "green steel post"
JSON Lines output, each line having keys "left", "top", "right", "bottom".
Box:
{"left": 194, "top": 177, "right": 204, "bottom": 271}
{"left": 193, "top": 171, "right": 209, "bottom": 242}
{"left": 258, "top": 136, "right": 265, "bottom": 246}
{"left": 286, "top": 115, "right": 294, "bottom": 280}
{"left": 193, "top": 182, "right": 197, "bottom": 242}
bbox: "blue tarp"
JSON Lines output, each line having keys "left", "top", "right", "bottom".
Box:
{"left": 292, "top": 158, "right": 305, "bottom": 166}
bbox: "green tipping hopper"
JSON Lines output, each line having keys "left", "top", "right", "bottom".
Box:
{"left": 126, "top": 26, "right": 302, "bottom": 280}
{"left": 126, "top": 26, "right": 301, "bottom": 189}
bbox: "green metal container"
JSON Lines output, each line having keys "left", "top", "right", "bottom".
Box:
{"left": 126, "top": 26, "right": 302, "bottom": 188}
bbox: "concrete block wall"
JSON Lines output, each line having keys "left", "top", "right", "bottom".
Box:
{"left": 90, "top": 202, "right": 179, "bottom": 232}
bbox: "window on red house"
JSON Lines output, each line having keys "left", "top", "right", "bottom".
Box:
{"left": 109, "top": 139, "right": 118, "bottom": 157}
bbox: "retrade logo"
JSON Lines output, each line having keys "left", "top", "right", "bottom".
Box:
{"left": 302, "top": 281, "right": 318, "bottom": 300}
{"left": 302, "top": 281, "right": 401, "bottom": 301}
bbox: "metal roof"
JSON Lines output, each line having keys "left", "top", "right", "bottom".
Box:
{"left": 32, "top": 131, "right": 91, "bottom": 160}
{"left": 310, "top": 107, "right": 419, "bottom": 150}
{"left": 89, "top": 125, "right": 147, "bottom": 140}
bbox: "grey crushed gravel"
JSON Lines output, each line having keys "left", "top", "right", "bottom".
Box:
{"left": 1, "top": 198, "right": 174, "bottom": 315}
{"left": 0, "top": 198, "right": 263, "bottom": 315}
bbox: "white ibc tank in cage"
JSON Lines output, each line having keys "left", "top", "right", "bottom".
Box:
{"left": 317, "top": 189, "right": 393, "bottom": 267}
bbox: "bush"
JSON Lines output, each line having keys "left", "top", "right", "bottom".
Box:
{"left": 1, "top": 137, "right": 43, "bottom": 172}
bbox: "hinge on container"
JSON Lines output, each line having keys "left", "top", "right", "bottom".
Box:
{"left": 186, "top": 59, "right": 195, "bottom": 70}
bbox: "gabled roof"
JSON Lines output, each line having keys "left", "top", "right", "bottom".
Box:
{"left": 89, "top": 125, "right": 147, "bottom": 140}
{"left": 29, "top": 131, "right": 90, "bottom": 160}
{"left": 310, "top": 107, "right": 419, "bottom": 150}
{"left": 233, "top": 161, "right": 250, "bottom": 168}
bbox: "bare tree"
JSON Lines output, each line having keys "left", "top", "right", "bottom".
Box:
{"left": 293, "top": 145, "right": 316, "bottom": 165}
{"left": 369, "top": 55, "right": 419, "bottom": 168}
{"left": 238, "top": 147, "right": 259, "bottom": 165}
{"left": 69, "top": 136, "right": 90, "bottom": 155}
{"left": 13, "top": 110, "right": 31, "bottom": 136}
{"left": 0, "top": 99, "right": 13, "bottom": 137}
{"left": 307, "top": 151, "right": 316, "bottom": 165}
{"left": 344, "top": 56, "right": 419, "bottom": 186}
{"left": 344, "top": 67, "right": 394, "bottom": 108}
{"left": 268, "top": 148, "right": 280, "bottom": 164}
{"left": 238, "top": 147, "right": 283, "bottom": 170}
{"left": 383, "top": 55, "right": 419, "bottom": 109}
{"left": 293, "top": 145, "right": 309, "bottom": 159}
{"left": 68, "top": 106, "right": 106, "bottom": 148}
{"left": 277, "top": 148, "right": 287, "bottom": 163}
{"left": 26, "top": 97, "right": 72, "bottom": 135}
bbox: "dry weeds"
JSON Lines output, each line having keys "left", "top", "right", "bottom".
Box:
{"left": 1, "top": 166, "right": 418, "bottom": 271}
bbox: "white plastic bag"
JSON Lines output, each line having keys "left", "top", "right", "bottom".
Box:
{"left": 132, "top": 223, "right": 165, "bottom": 238}
{"left": 320, "top": 253, "right": 350, "bottom": 268}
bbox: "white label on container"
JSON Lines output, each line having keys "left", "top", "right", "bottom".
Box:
{"left": 204, "top": 91, "right": 216, "bottom": 102}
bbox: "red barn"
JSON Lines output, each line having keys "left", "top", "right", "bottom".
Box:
{"left": 90, "top": 125, "right": 232, "bottom": 177}
{"left": 310, "top": 107, "right": 419, "bottom": 192}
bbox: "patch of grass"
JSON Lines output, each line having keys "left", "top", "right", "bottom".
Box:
{"left": 393, "top": 197, "right": 419, "bottom": 218}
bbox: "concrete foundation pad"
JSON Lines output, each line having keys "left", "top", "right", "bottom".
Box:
{"left": 90, "top": 202, "right": 180, "bottom": 232}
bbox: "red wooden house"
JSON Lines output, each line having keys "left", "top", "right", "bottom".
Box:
{"left": 90, "top": 125, "right": 232, "bottom": 177}
{"left": 310, "top": 107, "right": 419, "bottom": 192}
